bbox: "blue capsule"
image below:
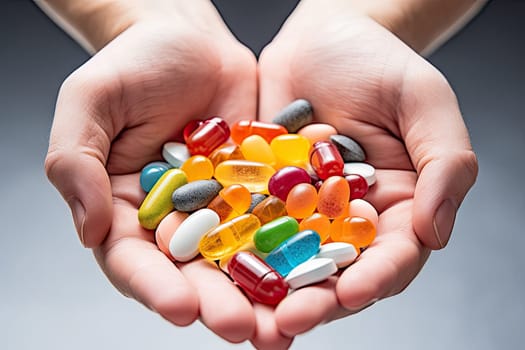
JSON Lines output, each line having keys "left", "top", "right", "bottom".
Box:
{"left": 140, "top": 161, "right": 172, "bottom": 192}
{"left": 265, "top": 229, "right": 321, "bottom": 277}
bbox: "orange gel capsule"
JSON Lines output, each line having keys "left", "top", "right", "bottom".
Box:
{"left": 231, "top": 120, "right": 288, "bottom": 144}
{"left": 299, "top": 213, "right": 331, "bottom": 243}
{"left": 270, "top": 134, "right": 311, "bottom": 169}
{"left": 207, "top": 184, "right": 252, "bottom": 222}
{"left": 240, "top": 135, "right": 276, "bottom": 166}
{"left": 180, "top": 155, "right": 214, "bottom": 182}
{"left": 330, "top": 216, "right": 376, "bottom": 248}
{"left": 285, "top": 183, "right": 318, "bottom": 219}
{"left": 251, "top": 195, "right": 287, "bottom": 225}
{"left": 316, "top": 176, "right": 350, "bottom": 218}
{"left": 214, "top": 160, "right": 275, "bottom": 194}
{"left": 208, "top": 143, "right": 244, "bottom": 168}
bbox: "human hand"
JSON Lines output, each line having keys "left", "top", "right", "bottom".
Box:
{"left": 256, "top": 0, "right": 478, "bottom": 341}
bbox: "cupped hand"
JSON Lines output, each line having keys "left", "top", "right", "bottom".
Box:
{"left": 256, "top": 0, "right": 478, "bottom": 341}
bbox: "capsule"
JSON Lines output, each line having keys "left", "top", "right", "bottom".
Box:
{"left": 285, "top": 183, "right": 318, "bottom": 219}
{"left": 231, "top": 120, "right": 288, "bottom": 145}
{"left": 208, "top": 143, "right": 244, "bottom": 168}
{"left": 254, "top": 216, "right": 299, "bottom": 253}
{"left": 138, "top": 169, "right": 188, "bottom": 230}
{"left": 268, "top": 166, "right": 311, "bottom": 201}
{"left": 330, "top": 216, "right": 376, "bottom": 248}
{"left": 180, "top": 155, "right": 214, "bottom": 182}
{"left": 228, "top": 251, "right": 289, "bottom": 305}
{"left": 183, "top": 119, "right": 203, "bottom": 143}
{"left": 270, "top": 134, "right": 311, "bottom": 169}
{"left": 309, "top": 141, "right": 344, "bottom": 180}
{"left": 140, "top": 161, "right": 171, "bottom": 192}
{"left": 265, "top": 230, "right": 321, "bottom": 277}
{"left": 251, "top": 195, "right": 287, "bottom": 225}
{"left": 199, "top": 213, "right": 261, "bottom": 260}
{"left": 185, "top": 116, "right": 230, "bottom": 156}
{"left": 345, "top": 174, "right": 369, "bottom": 200}
{"left": 214, "top": 160, "right": 275, "bottom": 194}
{"left": 299, "top": 213, "right": 331, "bottom": 243}
{"left": 240, "top": 134, "right": 276, "bottom": 166}
{"left": 316, "top": 176, "right": 350, "bottom": 218}
{"left": 207, "top": 184, "right": 252, "bottom": 222}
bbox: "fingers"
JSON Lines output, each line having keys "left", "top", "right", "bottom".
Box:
{"left": 399, "top": 59, "right": 479, "bottom": 249}
{"left": 250, "top": 304, "right": 294, "bottom": 350}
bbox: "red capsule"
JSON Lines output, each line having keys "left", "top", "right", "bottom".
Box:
{"left": 228, "top": 251, "right": 289, "bottom": 305}
{"left": 268, "top": 166, "right": 311, "bottom": 201}
{"left": 231, "top": 120, "right": 288, "bottom": 145}
{"left": 345, "top": 174, "right": 369, "bottom": 200}
{"left": 185, "top": 117, "right": 230, "bottom": 156}
{"left": 183, "top": 119, "right": 203, "bottom": 143}
{"left": 309, "top": 141, "right": 344, "bottom": 180}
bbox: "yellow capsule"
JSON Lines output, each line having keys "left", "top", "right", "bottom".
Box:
{"left": 180, "top": 155, "right": 214, "bottom": 182}
{"left": 199, "top": 213, "right": 261, "bottom": 260}
{"left": 208, "top": 143, "right": 244, "bottom": 168}
{"left": 270, "top": 134, "right": 311, "bottom": 169}
{"left": 138, "top": 169, "right": 187, "bottom": 230}
{"left": 240, "top": 134, "right": 276, "bottom": 167}
{"left": 214, "top": 160, "right": 275, "bottom": 194}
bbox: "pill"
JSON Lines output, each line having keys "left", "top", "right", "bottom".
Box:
{"left": 251, "top": 195, "right": 287, "bottom": 225}
{"left": 218, "top": 241, "right": 266, "bottom": 273}
{"left": 270, "top": 134, "right": 311, "bottom": 169}
{"left": 309, "top": 141, "right": 345, "bottom": 180}
{"left": 208, "top": 143, "right": 245, "bottom": 168}
{"left": 140, "top": 161, "right": 171, "bottom": 192}
{"left": 162, "top": 142, "right": 190, "bottom": 167}
{"left": 347, "top": 198, "right": 379, "bottom": 229}
{"left": 265, "top": 230, "right": 321, "bottom": 277}
{"left": 182, "top": 119, "right": 203, "bottom": 143}
{"left": 138, "top": 169, "right": 188, "bottom": 230}
{"left": 330, "top": 216, "right": 376, "bottom": 248}
{"left": 343, "top": 162, "right": 377, "bottom": 186}
{"left": 285, "top": 258, "right": 338, "bottom": 290}
{"left": 231, "top": 120, "right": 288, "bottom": 144}
{"left": 228, "top": 251, "right": 289, "bottom": 305}
{"left": 155, "top": 211, "right": 189, "bottom": 260}
{"left": 297, "top": 123, "right": 338, "bottom": 145}
{"left": 171, "top": 179, "right": 222, "bottom": 212}
{"left": 316, "top": 176, "right": 350, "bottom": 218}
{"left": 299, "top": 213, "right": 331, "bottom": 243}
{"left": 214, "top": 160, "right": 276, "bottom": 194}
{"left": 316, "top": 242, "right": 359, "bottom": 268}
{"left": 345, "top": 174, "right": 369, "bottom": 200}
{"left": 240, "top": 134, "right": 276, "bottom": 166}
{"left": 247, "top": 193, "right": 268, "bottom": 213}
{"left": 330, "top": 134, "right": 366, "bottom": 162}
{"left": 207, "top": 184, "right": 252, "bottom": 222}
{"left": 254, "top": 216, "right": 299, "bottom": 253}
{"left": 180, "top": 155, "right": 214, "bottom": 182}
{"left": 199, "top": 213, "right": 261, "bottom": 260}
{"left": 185, "top": 116, "right": 230, "bottom": 156}
{"left": 285, "top": 183, "right": 318, "bottom": 219}
{"left": 272, "top": 99, "right": 313, "bottom": 133}
{"left": 268, "top": 166, "right": 311, "bottom": 201}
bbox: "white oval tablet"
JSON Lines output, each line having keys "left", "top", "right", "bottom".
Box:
{"left": 285, "top": 258, "right": 337, "bottom": 290}
{"left": 163, "top": 142, "right": 190, "bottom": 167}
{"left": 169, "top": 208, "right": 220, "bottom": 262}
{"left": 343, "top": 162, "right": 376, "bottom": 186}
{"left": 316, "top": 242, "right": 358, "bottom": 268}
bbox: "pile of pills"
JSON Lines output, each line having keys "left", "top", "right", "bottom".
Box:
{"left": 138, "top": 99, "right": 378, "bottom": 306}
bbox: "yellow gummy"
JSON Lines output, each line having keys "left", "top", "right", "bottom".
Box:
{"left": 270, "top": 134, "right": 311, "bottom": 169}
{"left": 214, "top": 160, "right": 275, "bottom": 194}
{"left": 181, "top": 155, "right": 214, "bottom": 182}
{"left": 138, "top": 169, "right": 187, "bottom": 230}
{"left": 240, "top": 135, "right": 276, "bottom": 167}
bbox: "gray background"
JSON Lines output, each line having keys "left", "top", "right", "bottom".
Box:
{"left": 1, "top": 0, "right": 524, "bottom": 349}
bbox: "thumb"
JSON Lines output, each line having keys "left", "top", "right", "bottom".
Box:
{"left": 45, "top": 72, "right": 114, "bottom": 248}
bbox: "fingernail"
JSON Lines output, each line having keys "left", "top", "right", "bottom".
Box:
{"left": 433, "top": 199, "right": 457, "bottom": 249}
{"left": 68, "top": 198, "right": 86, "bottom": 247}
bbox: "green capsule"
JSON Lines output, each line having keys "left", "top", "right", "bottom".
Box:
{"left": 138, "top": 169, "right": 187, "bottom": 230}
{"left": 254, "top": 216, "right": 299, "bottom": 253}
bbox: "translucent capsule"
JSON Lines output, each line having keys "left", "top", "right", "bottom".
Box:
{"left": 299, "top": 213, "right": 331, "bottom": 243}
{"left": 268, "top": 166, "right": 311, "bottom": 201}
{"left": 180, "top": 155, "right": 214, "bottom": 182}
{"left": 214, "top": 160, "right": 275, "bottom": 194}
{"left": 138, "top": 169, "right": 188, "bottom": 230}
{"left": 317, "top": 176, "right": 350, "bottom": 218}
{"left": 270, "top": 134, "right": 311, "bottom": 169}
{"left": 185, "top": 116, "right": 230, "bottom": 156}
{"left": 219, "top": 241, "right": 266, "bottom": 273}
{"left": 231, "top": 120, "right": 288, "bottom": 145}
{"left": 345, "top": 174, "right": 369, "bottom": 200}
{"left": 207, "top": 184, "right": 252, "bottom": 222}
{"left": 240, "top": 135, "right": 276, "bottom": 166}
{"left": 285, "top": 183, "right": 318, "bottom": 219}
{"left": 199, "top": 213, "right": 261, "bottom": 260}
{"left": 254, "top": 216, "right": 299, "bottom": 253}
{"left": 309, "top": 141, "right": 344, "bottom": 180}
{"left": 140, "top": 161, "right": 171, "bottom": 192}
{"left": 228, "top": 251, "right": 289, "bottom": 306}
{"left": 183, "top": 119, "right": 203, "bottom": 143}
{"left": 208, "top": 143, "right": 244, "bottom": 168}
{"left": 330, "top": 216, "right": 376, "bottom": 248}
{"left": 251, "top": 195, "right": 287, "bottom": 225}
{"left": 265, "top": 230, "right": 321, "bottom": 277}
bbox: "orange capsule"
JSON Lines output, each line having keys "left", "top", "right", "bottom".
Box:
{"left": 330, "top": 216, "right": 376, "bottom": 248}
{"left": 231, "top": 120, "right": 288, "bottom": 144}
{"left": 285, "top": 183, "right": 318, "bottom": 219}
{"left": 299, "top": 213, "right": 331, "bottom": 243}
{"left": 251, "top": 195, "right": 287, "bottom": 225}
{"left": 208, "top": 143, "right": 244, "bottom": 168}
{"left": 316, "top": 176, "right": 350, "bottom": 218}
{"left": 180, "top": 155, "right": 214, "bottom": 182}
{"left": 207, "top": 184, "right": 252, "bottom": 222}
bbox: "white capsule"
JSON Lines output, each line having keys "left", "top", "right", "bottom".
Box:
{"left": 343, "top": 162, "right": 376, "bottom": 186}
{"left": 285, "top": 258, "right": 337, "bottom": 289}
{"left": 316, "top": 242, "right": 358, "bottom": 268}
{"left": 163, "top": 142, "right": 190, "bottom": 167}
{"left": 169, "top": 208, "right": 220, "bottom": 262}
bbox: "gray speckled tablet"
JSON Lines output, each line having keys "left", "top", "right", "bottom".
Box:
{"left": 330, "top": 134, "right": 366, "bottom": 162}
{"left": 247, "top": 193, "right": 267, "bottom": 213}
{"left": 172, "top": 179, "right": 223, "bottom": 212}
{"left": 272, "top": 99, "right": 313, "bottom": 133}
